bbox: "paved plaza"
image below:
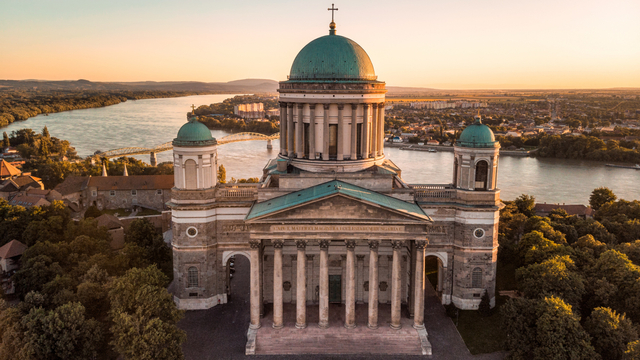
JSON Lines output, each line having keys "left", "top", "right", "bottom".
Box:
{"left": 178, "top": 256, "right": 506, "bottom": 360}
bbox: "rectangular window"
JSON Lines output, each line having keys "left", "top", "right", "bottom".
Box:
{"left": 303, "top": 123, "right": 310, "bottom": 158}
{"left": 110, "top": 190, "right": 116, "bottom": 196}
{"left": 356, "top": 123, "right": 362, "bottom": 157}
{"left": 156, "top": 189, "right": 162, "bottom": 195}
{"left": 329, "top": 124, "right": 338, "bottom": 159}
{"left": 91, "top": 190, "right": 97, "bottom": 197}
{"left": 131, "top": 190, "right": 137, "bottom": 196}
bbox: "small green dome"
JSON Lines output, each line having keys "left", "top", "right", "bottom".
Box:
{"left": 289, "top": 28, "right": 376, "bottom": 81}
{"left": 456, "top": 116, "right": 498, "bottom": 148}
{"left": 173, "top": 117, "right": 217, "bottom": 147}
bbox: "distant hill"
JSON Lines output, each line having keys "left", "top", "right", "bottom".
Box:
{"left": 0, "top": 79, "right": 280, "bottom": 94}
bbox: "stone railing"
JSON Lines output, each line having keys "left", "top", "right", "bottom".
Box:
{"left": 216, "top": 184, "right": 259, "bottom": 199}
{"left": 410, "top": 184, "right": 457, "bottom": 201}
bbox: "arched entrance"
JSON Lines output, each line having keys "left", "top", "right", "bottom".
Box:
{"left": 225, "top": 253, "right": 251, "bottom": 304}
{"left": 424, "top": 255, "right": 445, "bottom": 300}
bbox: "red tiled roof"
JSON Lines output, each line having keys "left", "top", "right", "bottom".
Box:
{"left": 0, "top": 240, "right": 28, "bottom": 259}
{"left": 534, "top": 203, "right": 593, "bottom": 217}
{"left": 0, "top": 159, "right": 21, "bottom": 178}
{"left": 95, "top": 213, "right": 124, "bottom": 229}
{"left": 54, "top": 176, "right": 89, "bottom": 196}
{"left": 9, "top": 195, "right": 50, "bottom": 208}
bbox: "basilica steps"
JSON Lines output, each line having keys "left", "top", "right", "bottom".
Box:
{"left": 255, "top": 303, "right": 424, "bottom": 355}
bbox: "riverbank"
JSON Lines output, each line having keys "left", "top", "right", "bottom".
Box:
{"left": 386, "top": 142, "right": 533, "bottom": 157}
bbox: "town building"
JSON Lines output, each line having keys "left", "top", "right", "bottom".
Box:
{"left": 234, "top": 103, "right": 265, "bottom": 119}
{"left": 170, "top": 18, "right": 502, "bottom": 355}
{"left": 55, "top": 174, "right": 173, "bottom": 212}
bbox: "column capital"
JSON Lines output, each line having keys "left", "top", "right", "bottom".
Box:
{"left": 297, "top": 103, "right": 304, "bottom": 109}
{"left": 323, "top": 104, "right": 330, "bottom": 110}
{"left": 287, "top": 103, "right": 294, "bottom": 108}
{"left": 279, "top": 101, "right": 287, "bottom": 107}
{"left": 306, "top": 254, "right": 314, "bottom": 261}
{"left": 249, "top": 240, "right": 261, "bottom": 249}
{"left": 368, "top": 240, "right": 379, "bottom": 250}
{"left": 345, "top": 239, "right": 357, "bottom": 249}
{"left": 356, "top": 255, "right": 365, "bottom": 260}
{"left": 372, "top": 103, "right": 379, "bottom": 109}
{"left": 379, "top": 102, "right": 385, "bottom": 107}
{"left": 318, "top": 239, "right": 331, "bottom": 249}
{"left": 295, "top": 239, "right": 308, "bottom": 249}
{"left": 391, "top": 240, "right": 404, "bottom": 250}
{"left": 272, "top": 239, "right": 284, "bottom": 249}
{"left": 415, "top": 240, "right": 428, "bottom": 249}
{"left": 338, "top": 104, "right": 345, "bottom": 110}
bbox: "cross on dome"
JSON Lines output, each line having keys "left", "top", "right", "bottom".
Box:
{"left": 328, "top": 3, "right": 338, "bottom": 34}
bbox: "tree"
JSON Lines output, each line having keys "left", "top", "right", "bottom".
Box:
{"left": 514, "top": 194, "right": 536, "bottom": 217}
{"left": 584, "top": 307, "right": 638, "bottom": 360}
{"left": 478, "top": 289, "right": 491, "bottom": 316}
{"left": 218, "top": 164, "right": 226, "bottom": 184}
{"left": 1, "top": 132, "right": 9, "bottom": 148}
{"left": 22, "top": 302, "right": 102, "bottom": 360}
{"left": 124, "top": 218, "right": 172, "bottom": 279}
{"left": 516, "top": 255, "right": 585, "bottom": 308}
{"left": 624, "top": 340, "right": 640, "bottom": 360}
{"left": 109, "top": 266, "right": 185, "bottom": 360}
{"left": 590, "top": 187, "right": 617, "bottom": 211}
{"left": 42, "top": 125, "right": 50, "bottom": 139}
{"left": 84, "top": 205, "right": 102, "bottom": 219}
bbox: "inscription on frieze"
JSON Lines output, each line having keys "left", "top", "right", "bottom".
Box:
{"left": 270, "top": 225, "right": 405, "bottom": 232}
{"left": 221, "top": 224, "right": 251, "bottom": 232}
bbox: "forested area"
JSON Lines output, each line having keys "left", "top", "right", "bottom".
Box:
{"left": 4, "top": 128, "right": 172, "bottom": 189}
{"left": 0, "top": 200, "right": 183, "bottom": 359}
{"left": 192, "top": 94, "right": 278, "bottom": 116}
{"left": 0, "top": 90, "right": 206, "bottom": 127}
{"left": 536, "top": 134, "right": 640, "bottom": 163}
{"left": 197, "top": 116, "right": 279, "bottom": 134}
{"left": 497, "top": 188, "right": 640, "bottom": 359}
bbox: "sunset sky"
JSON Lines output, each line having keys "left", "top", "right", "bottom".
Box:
{"left": 1, "top": 0, "right": 639, "bottom": 89}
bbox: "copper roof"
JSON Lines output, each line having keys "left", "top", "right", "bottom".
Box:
{"left": 0, "top": 240, "right": 28, "bottom": 259}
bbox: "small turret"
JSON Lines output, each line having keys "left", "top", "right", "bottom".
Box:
{"left": 123, "top": 163, "right": 128, "bottom": 176}
{"left": 101, "top": 163, "right": 107, "bottom": 177}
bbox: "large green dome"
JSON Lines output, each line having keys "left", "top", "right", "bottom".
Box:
{"left": 173, "top": 117, "right": 217, "bottom": 147}
{"left": 289, "top": 28, "right": 376, "bottom": 81}
{"left": 456, "top": 116, "right": 499, "bottom": 148}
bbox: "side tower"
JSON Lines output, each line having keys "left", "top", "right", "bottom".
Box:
{"left": 277, "top": 20, "right": 387, "bottom": 173}
{"left": 170, "top": 113, "right": 221, "bottom": 309}
{"left": 451, "top": 114, "right": 501, "bottom": 309}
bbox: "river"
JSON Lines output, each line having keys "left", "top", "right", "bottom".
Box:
{"left": 2, "top": 94, "right": 637, "bottom": 204}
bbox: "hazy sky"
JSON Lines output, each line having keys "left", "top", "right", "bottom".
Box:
{"left": 1, "top": 0, "right": 639, "bottom": 89}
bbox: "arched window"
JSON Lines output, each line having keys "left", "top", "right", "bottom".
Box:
{"left": 471, "top": 268, "right": 483, "bottom": 288}
{"left": 184, "top": 159, "right": 197, "bottom": 189}
{"left": 188, "top": 267, "right": 198, "bottom": 287}
{"left": 474, "top": 160, "right": 489, "bottom": 190}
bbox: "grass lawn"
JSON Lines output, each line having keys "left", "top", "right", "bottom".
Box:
{"left": 455, "top": 295, "right": 508, "bottom": 355}
{"left": 137, "top": 208, "right": 161, "bottom": 216}
{"left": 101, "top": 208, "right": 132, "bottom": 217}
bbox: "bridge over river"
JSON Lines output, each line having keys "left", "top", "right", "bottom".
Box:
{"left": 97, "top": 132, "right": 280, "bottom": 165}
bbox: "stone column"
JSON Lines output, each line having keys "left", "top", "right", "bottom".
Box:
{"left": 279, "top": 102, "right": 287, "bottom": 155}
{"left": 295, "top": 240, "right": 307, "bottom": 329}
{"left": 296, "top": 104, "right": 304, "bottom": 159}
{"left": 367, "top": 240, "right": 379, "bottom": 329}
{"left": 350, "top": 103, "right": 358, "bottom": 160}
{"left": 413, "top": 240, "right": 427, "bottom": 330}
{"left": 272, "top": 240, "right": 284, "bottom": 329}
{"left": 361, "top": 104, "right": 370, "bottom": 159}
{"left": 345, "top": 240, "right": 356, "bottom": 329}
{"left": 390, "top": 240, "right": 404, "bottom": 329}
{"left": 378, "top": 103, "right": 385, "bottom": 157}
{"left": 371, "top": 103, "right": 378, "bottom": 157}
{"left": 337, "top": 104, "right": 344, "bottom": 161}
{"left": 323, "top": 104, "right": 330, "bottom": 160}
{"left": 287, "top": 103, "right": 294, "bottom": 157}
{"left": 309, "top": 104, "right": 316, "bottom": 159}
{"left": 249, "top": 240, "right": 261, "bottom": 329}
{"left": 318, "top": 239, "right": 330, "bottom": 328}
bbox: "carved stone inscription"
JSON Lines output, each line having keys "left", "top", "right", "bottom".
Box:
{"left": 270, "top": 225, "right": 404, "bottom": 232}
{"left": 221, "top": 225, "right": 250, "bottom": 232}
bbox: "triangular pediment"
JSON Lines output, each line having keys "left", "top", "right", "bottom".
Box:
{"left": 245, "top": 180, "right": 431, "bottom": 223}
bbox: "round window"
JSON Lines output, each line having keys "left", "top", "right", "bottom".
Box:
{"left": 186, "top": 227, "right": 198, "bottom": 237}
{"left": 473, "top": 228, "right": 485, "bottom": 239}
